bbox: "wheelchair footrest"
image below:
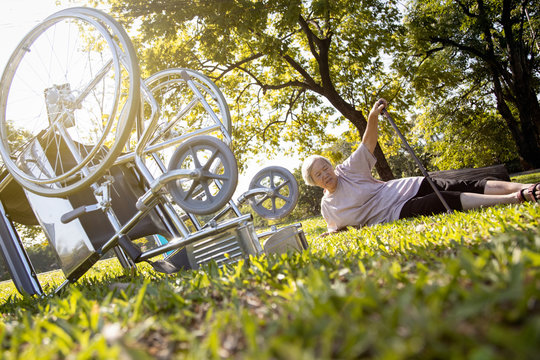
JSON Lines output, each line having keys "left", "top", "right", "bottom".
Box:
{"left": 118, "top": 235, "right": 142, "bottom": 262}
{"left": 261, "top": 224, "right": 308, "bottom": 255}
{"left": 148, "top": 248, "right": 192, "bottom": 274}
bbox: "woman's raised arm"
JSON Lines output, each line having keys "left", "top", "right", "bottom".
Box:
{"left": 362, "top": 98, "right": 387, "bottom": 154}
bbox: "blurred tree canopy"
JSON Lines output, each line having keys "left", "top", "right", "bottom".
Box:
{"left": 94, "top": 0, "right": 539, "bottom": 178}
{"left": 400, "top": 0, "right": 540, "bottom": 169}
{"left": 100, "top": 0, "right": 413, "bottom": 180}
{"left": 289, "top": 167, "right": 323, "bottom": 220}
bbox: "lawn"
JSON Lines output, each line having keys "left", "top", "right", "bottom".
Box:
{"left": 0, "top": 181, "right": 539, "bottom": 358}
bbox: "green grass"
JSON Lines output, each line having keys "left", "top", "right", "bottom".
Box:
{"left": 511, "top": 172, "right": 540, "bottom": 185}
{"left": 1, "top": 201, "right": 539, "bottom": 359}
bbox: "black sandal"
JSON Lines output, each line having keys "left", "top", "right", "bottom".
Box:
{"left": 527, "top": 183, "right": 540, "bottom": 202}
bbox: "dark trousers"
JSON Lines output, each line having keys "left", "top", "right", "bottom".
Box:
{"left": 399, "top": 178, "right": 488, "bottom": 219}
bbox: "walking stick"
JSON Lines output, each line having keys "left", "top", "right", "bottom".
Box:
{"left": 380, "top": 106, "right": 453, "bottom": 213}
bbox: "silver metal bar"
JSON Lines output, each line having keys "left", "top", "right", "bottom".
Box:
{"left": 114, "top": 124, "right": 221, "bottom": 165}
{"left": 0, "top": 173, "right": 13, "bottom": 193}
{"left": 237, "top": 188, "right": 273, "bottom": 205}
{"left": 135, "top": 168, "right": 199, "bottom": 211}
{"left": 54, "top": 279, "right": 71, "bottom": 295}
{"left": 147, "top": 98, "right": 199, "bottom": 147}
{"left": 381, "top": 109, "right": 452, "bottom": 213}
{"left": 0, "top": 202, "right": 43, "bottom": 296}
{"left": 191, "top": 234, "right": 238, "bottom": 255}
{"left": 180, "top": 70, "right": 232, "bottom": 145}
{"left": 137, "top": 214, "right": 252, "bottom": 261}
{"left": 135, "top": 82, "right": 160, "bottom": 155}
{"left": 99, "top": 197, "right": 160, "bottom": 255}
{"left": 72, "top": 59, "right": 114, "bottom": 109}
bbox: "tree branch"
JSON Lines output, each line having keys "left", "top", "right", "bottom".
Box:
{"left": 215, "top": 53, "right": 264, "bottom": 81}
{"left": 430, "top": 36, "right": 512, "bottom": 82}
{"left": 298, "top": 15, "right": 334, "bottom": 91}
{"left": 261, "top": 89, "right": 305, "bottom": 142}
{"left": 282, "top": 54, "right": 322, "bottom": 92}
{"left": 298, "top": 15, "right": 321, "bottom": 61}
{"left": 454, "top": 0, "right": 478, "bottom": 17}
{"left": 236, "top": 65, "right": 313, "bottom": 92}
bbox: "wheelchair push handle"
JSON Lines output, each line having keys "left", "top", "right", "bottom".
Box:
{"left": 60, "top": 204, "right": 101, "bottom": 224}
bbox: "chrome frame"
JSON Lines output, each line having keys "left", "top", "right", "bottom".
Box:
{"left": 0, "top": 9, "right": 306, "bottom": 297}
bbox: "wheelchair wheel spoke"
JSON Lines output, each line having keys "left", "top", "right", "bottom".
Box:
{"left": 204, "top": 172, "right": 228, "bottom": 181}
{"left": 274, "top": 179, "right": 290, "bottom": 192}
{"left": 189, "top": 146, "right": 202, "bottom": 169}
{"left": 202, "top": 149, "right": 220, "bottom": 172}
{"left": 200, "top": 180, "right": 214, "bottom": 203}
{"left": 255, "top": 195, "right": 269, "bottom": 207}
{"left": 271, "top": 197, "right": 277, "bottom": 213}
{"left": 183, "top": 180, "right": 199, "bottom": 201}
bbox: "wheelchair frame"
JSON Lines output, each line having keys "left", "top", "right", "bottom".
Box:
{"left": 0, "top": 7, "right": 306, "bottom": 297}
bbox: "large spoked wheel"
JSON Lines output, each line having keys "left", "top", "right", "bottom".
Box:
{"left": 0, "top": 7, "right": 140, "bottom": 196}
{"left": 143, "top": 68, "right": 232, "bottom": 147}
{"left": 248, "top": 166, "right": 299, "bottom": 220}
{"left": 167, "top": 135, "right": 238, "bottom": 215}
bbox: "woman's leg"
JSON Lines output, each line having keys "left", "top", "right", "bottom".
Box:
{"left": 434, "top": 178, "right": 539, "bottom": 203}
{"left": 460, "top": 192, "right": 519, "bottom": 210}
{"left": 484, "top": 180, "right": 532, "bottom": 195}
{"left": 399, "top": 191, "right": 462, "bottom": 219}
{"left": 400, "top": 184, "right": 539, "bottom": 219}
{"left": 459, "top": 179, "right": 540, "bottom": 210}
{"left": 462, "top": 181, "right": 540, "bottom": 209}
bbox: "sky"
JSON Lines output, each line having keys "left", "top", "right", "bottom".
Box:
{"left": 0, "top": 0, "right": 303, "bottom": 197}
{"left": 0, "top": 1, "right": 82, "bottom": 71}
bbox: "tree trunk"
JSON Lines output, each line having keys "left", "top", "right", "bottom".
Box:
{"left": 302, "top": 24, "right": 395, "bottom": 181}
{"left": 491, "top": 61, "right": 540, "bottom": 169}
{"left": 373, "top": 144, "right": 395, "bottom": 180}
{"left": 499, "top": 0, "right": 540, "bottom": 168}
{"left": 346, "top": 109, "right": 395, "bottom": 181}
{"left": 510, "top": 60, "right": 540, "bottom": 168}
{"left": 494, "top": 97, "right": 540, "bottom": 169}
{"left": 325, "top": 93, "right": 395, "bottom": 181}
{"left": 514, "top": 93, "right": 540, "bottom": 169}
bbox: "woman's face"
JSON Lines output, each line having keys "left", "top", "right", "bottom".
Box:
{"left": 310, "top": 159, "right": 338, "bottom": 193}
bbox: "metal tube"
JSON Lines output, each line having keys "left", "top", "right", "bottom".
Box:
{"left": 381, "top": 109, "right": 452, "bottom": 213}
{"left": 113, "top": 124, "right": 222, "bottom": 166}
{"left": 137, "top": 214, "right": 253, "bottom": 261}
{"left": 180, "top": 70, "right": 232, "bottom": 145}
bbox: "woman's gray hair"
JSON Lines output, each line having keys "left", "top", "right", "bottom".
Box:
{"left": 301, "top": 155, "right": 333, "bottom": 186}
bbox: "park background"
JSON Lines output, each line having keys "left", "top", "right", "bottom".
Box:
{"left": 1, "top": 0, "right": 538, "bottom": 276}
{"left": 0, "top": 0, "right": 539, "bottom": 358}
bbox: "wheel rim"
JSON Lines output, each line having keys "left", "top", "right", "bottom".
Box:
{"left": 167, "top": 135, "right": 238, "bottom": 215}
{"left": 0, "top": 7, "right": 140, "bottom": 196}
{"left": 144, "top": 68, "right": 231, "bottom": 145}
{"left": 248, "top": 166, "right": 299, "bottom": 220}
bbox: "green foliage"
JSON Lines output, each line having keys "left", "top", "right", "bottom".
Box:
{"left": 90, "top": 0, "right": 536, "bottom": 175}
{"left": 511, "top": 173, "right": 540, "bottom": 185}
{"left": 411, "top": 100, "right": 518, "bottom": 171}
{"left": 98, "top": 0, "right": 406, "bottom": 174}
{"left": 1, "top": 201, "right": 539, "bottom": 358}
{"left": 400, "top": 0, "right": 540, "bottom": 169}
{"left": 287, "top": 168, "right": 324, "bottom": 221}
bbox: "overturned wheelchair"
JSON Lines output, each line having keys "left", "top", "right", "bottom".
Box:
{"left": 0, "top": 8, "right": 307, "bottom": 297}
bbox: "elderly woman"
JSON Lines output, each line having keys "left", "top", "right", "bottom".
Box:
{"left": 302, "top": 99, "right": 539, "bottom": 233}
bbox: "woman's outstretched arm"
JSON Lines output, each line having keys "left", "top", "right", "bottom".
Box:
{"left": 362, "top": 98, "right": 387, "bottom": 154}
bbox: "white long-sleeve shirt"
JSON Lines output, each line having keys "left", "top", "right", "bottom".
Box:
{"left": 321, "top": 144, "right": 423, "bottom": 231}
